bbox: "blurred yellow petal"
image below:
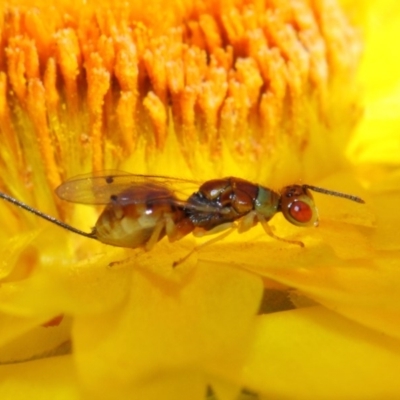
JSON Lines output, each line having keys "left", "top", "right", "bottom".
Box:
{"left": 0, "top": 355, "right": 80, "bottom": 400}
{"left": 371, "top": 192, "right": 400, "bottom": 250}
{"left": 73, "top": 256, "right": 263, "bottom": 398}
{"left": 359, "top": 0, "right": 400, "bottom": 102}
{"left": 348, "top": 0, "right": 400, "bottom": 168}
{"left": 0, "top": 228, "right": 132, "bottom": 319}
{"left": 243, "top": 307, "right": 400, "bottom": 399}
{"left": 0, "top": 315, "right": 71, "bottom": 363}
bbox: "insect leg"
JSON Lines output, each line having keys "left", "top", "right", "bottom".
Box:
{"left": 165, "top": 217, "right": 195, "bottom": 242}
{"left": 173, "top": 223, "right": 237, "bottom": 268}
{"left": 192, "top": 222, "right": 237, "bottom": 237}
{"left": 258, "top": 216, "right": 304, "bottom": 247}
{"left": 237, "top": 211, "right": 257, "bottom": 233}
{"left": 144, "top": 219, "right": 167, "bottom": 251}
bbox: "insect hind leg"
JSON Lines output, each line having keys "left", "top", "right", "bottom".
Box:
{"left": 144, "top": 219, "right": 167, "bottom": 251}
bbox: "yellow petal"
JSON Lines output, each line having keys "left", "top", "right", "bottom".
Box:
{"left": 360, "top": 0, "right": 400, "bottom": 102}
{"left": 72, "top": 260, "right": 263, "bottom": 398}
{"left": 348, "top": 0, "right": 400, "bottom": 167}
{"left": 0, "top": 314, "right": 71, "bottom": 363}
{"left": 0, "top": 248, "right": 132, "bottom": 317}
{"left": 243, "top": 307, "right": 400, "bottom": 399}
{"left": 0, "top": 354, "right": 80, "bottom": 400}
{"left": 371, "top": 192, "right": 400, "bottom": 251}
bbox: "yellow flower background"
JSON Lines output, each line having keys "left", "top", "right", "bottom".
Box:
{"left": 0, "top": 0, "right": 399, "bottom": 399}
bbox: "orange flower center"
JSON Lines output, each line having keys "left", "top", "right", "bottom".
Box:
{"left": 0, "top": 0, "right": 361, "bottom": 196}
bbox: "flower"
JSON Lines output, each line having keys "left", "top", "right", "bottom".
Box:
{"left": 0, "top": 0, "right": 399, "bottom": 399}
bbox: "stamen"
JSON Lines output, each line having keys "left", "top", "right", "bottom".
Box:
{"left": 86, "top": 53, "right": 110, "bottom": 171}
{"left": 26, "top": 78, "right": 61, "bottom": 188}
{"left": 0, "top": 1, "right": 361, "bottom": 196}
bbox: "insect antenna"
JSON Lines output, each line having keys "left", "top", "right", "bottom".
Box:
{"left": 0, "top": 192, "right": 98, "bottom": 239}
{"left": 303, "top": 185, "right": 365, "bottom": 204}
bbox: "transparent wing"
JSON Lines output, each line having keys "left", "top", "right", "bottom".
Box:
{"left": 55, "top": 170, "right": 221, "bottom": 212}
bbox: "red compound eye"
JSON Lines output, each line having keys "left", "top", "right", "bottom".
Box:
{"left": 289, "top": 200, "right": 313, "bottom": 223}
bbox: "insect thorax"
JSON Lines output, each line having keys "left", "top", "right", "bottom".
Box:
{"left": 254, "top": 187, "right": 280, "bottom": 220}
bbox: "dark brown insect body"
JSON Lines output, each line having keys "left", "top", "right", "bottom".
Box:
{"left": 0, "top": 173, "right": 365, "bottom": 251}
{"left": 186, "top": 178, "right": 267, "bottom": 229}
{"left": 181, "top": 178, "right": 322, "bottom": 244}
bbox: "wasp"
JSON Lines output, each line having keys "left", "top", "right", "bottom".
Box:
{"left": 0, "top": 172, "right": 365, "bottom": 251}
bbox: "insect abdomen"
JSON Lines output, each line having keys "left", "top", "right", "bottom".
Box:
{"left": 94, "top": 203, "right": 161, "bottom": 248}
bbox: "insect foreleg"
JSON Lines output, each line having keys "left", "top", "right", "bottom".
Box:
{"left": 258, "top": 216, "right": 304, "bottom": 247}
{"left": 237, "top": 211, "right": 258, "bottom": 233}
